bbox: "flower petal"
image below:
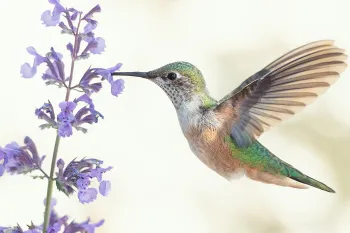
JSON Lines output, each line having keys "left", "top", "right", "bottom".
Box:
{"left": 90, "top": 37, "right": 105, "bottom": 54}
{"left": 82, "top": 5, "right": 101, "bottom": 20}
{"left": 58, "top": 122, "right": 73, "bottom": 137}
{"left": 111, "top": 79, "right": 125, "bottom": 96}
{"left": 20, "top": 63, "right": 37, "bottom": 78}
{"left": 78, "top": 188, "right": 98, "bottom": 203}
{"left": 66, "top": 43, "right": 74, "bottom": 56}
{"left": 0, "top": 165, "right": 4, "bottom": 177}
{"left": 59, "top": 101, "right": 77, "bottom": 111}
{"left": 26, "top": 46, "right": 37, "bottom": 55}
{"left": 74, "top": 94, "right": 94, "bottom": 108}
{"left": 41, "top": 10, "right": 60, "bottom": 27}
{"left": 99, "top": 180, "right": 111, "bottom": 196}
{"left": 77, "top": 176, "right": 90, "bottom": 189}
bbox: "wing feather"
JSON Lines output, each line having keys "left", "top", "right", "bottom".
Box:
{"left": 215, "top": 40, "right": 347, "bottom": 147}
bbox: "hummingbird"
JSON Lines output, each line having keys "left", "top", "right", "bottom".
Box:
{"left": 113, "top": 40, "right": 347, "bottom": 193}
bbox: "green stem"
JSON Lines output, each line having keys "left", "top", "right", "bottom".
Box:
{"left": 42, "top": 12, "right": 83, "bottom": 233}
{"left": 42, "top": 134, "right": 61, "bottom": 232}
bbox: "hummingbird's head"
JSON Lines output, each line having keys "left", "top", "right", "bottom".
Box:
{"left": 112, "top": 61, "right": 207, "bottom": 108}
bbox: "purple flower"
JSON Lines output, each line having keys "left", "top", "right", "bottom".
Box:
{"left": 55, "top": 158, "right": 112, "bottom": 203}
{"left": 82, "top": 23, "right": 97, "bottom": 43}
{"left": 95, "top": 64, "right": 126, "bottom": 96}
{"left": 71, "top": 94, "right": 104, "bottom": 133}
{"left": 24, "top": 229, "right": 41, "bottom": 233}
{"left": 58, "top": 21, "right": 73, "bottom": 34}
{"left": 41, "top": 0, "right": 66, "bottom": 27}
{"left": 81, "top": 5, "right": 101, "bottom": 30}
{"left": 74, "top": 94, "right": 94, "bottom": 108}
{"left": 57, "top": 101, "right": 76, "bottom": 137}
{"left": 74, "top": 107, "right": 104, "bottom": 131}
{"left": 84, "top": 22, "right": 97, "bottom": 34}
{"left": 21, "top": 47, "right": 67, "bottom": 88}
{"left": 0, "top": 150, "right": 5, "bottom": 177}
{"left": 69, "top": 8, "right": 79, "bottom": 21}
{"left": 80, "top": 37, "right": 106, "bottom": 58}
{"left": 90, "top": 37, "right": 105, "bottom": 54}
{"left": 64, "top": 218, "right": 104, "bottom": 233}
{"left": 20, "top": 47, "right": 46, "bottom": 78}
{"left": 78, "top": 64, "right": 123, "bottom": 95}
{"left": 82, "top": 5, "right": 101, "bottom": 21}
{"left": 78, "top": 188, "right": 98, "bottom": 204}
{"left": 0, "top": 164, "right": 4, "bottom": 177}
{"left": 80, "top": 219, "right": 104, "bottom": 233}
{"left": 99, "top": 180, "right": 111, "bottom": 196}
{"left": 66, "top": 43, "right": 74, "bottom": 56}
{"left": 0, "top": 137, "right": 45, "bottom": 175}
{"left": 73, "top": 94, "right": 104, "bottom": 130}
{"left": 111, "top": 79, "right": 125, "bottom": 96}
{"left": 96, "top": 64, "right": 123, "bottom": 83}
{"left": 35, "top": 101, "right": 57, "bottom": 130}
{"left": 47, "top": 223, "right": 61, "bottom": 233}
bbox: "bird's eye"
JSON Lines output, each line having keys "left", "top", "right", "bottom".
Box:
{"left": 167, "top": 72, "right": 177, "bottom": 80}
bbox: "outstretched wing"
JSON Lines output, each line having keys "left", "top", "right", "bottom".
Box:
{"left": 214, "top": 40, "right": 347, "bottom": 148}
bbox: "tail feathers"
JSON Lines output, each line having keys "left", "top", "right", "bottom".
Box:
{"left": 243, "top": 156, "right": 335, "bottom": 193}
{"left": 290, "top": 172, "right": 335, "bottom": 193}
{"left": 279, "top": 158, "right": 335, "bottom": 193}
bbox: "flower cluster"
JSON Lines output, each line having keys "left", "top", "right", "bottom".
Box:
{"left": 56, "top": 158, "right": 112, "bottom": 203}
{"left": 35, "top": 94, "right": 104, "bottom": 137}
{"left": 0, "top": 137, "right": 45, "bottom": 177}
{"left": 0, "top": 199, "right": 104, "bottom": 233}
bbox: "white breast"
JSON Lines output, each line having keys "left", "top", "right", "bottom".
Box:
{"left": 176, "top": 97, "right": 203, "bottom": 133}
{"left": 176, "top": 96, "right": 221, "bottom": 134}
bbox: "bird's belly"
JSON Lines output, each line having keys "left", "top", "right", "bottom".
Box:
{"left": 186, "top": 131, "right": 244, "bottom": 180}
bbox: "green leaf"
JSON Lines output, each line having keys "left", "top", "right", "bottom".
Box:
{"left": 55, "top": 180, "right": 70, "bottom": 197}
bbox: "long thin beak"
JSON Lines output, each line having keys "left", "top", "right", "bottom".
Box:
{"left": 111, "top": 71, "right": 150, "bottom": 78}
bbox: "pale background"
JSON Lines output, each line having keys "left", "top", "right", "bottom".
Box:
{"left": 0, "top": 0, "right": 350, "bottom": 232}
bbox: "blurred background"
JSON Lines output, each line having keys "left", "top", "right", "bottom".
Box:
{"left": 0, "top": 0, "right": 350, "bottom": 232}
